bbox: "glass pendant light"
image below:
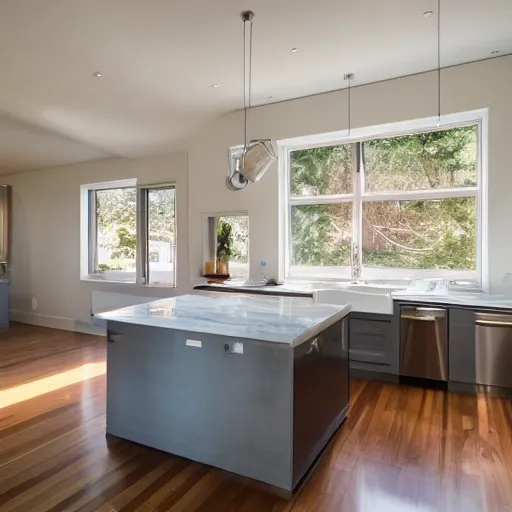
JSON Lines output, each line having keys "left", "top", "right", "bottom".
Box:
{"left": 237, "top": 11, "right": 277, "bottom": 185}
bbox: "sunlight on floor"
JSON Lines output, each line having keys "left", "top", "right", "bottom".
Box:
{"left": 0, "top": 362, "right": 106, "bottom": 409}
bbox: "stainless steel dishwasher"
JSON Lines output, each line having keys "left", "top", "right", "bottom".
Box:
{"left": 400, "top": 307, "right": 448, "bottom": 381}
{"left": 475, "top": 312, "right": 512, "bottom": 388}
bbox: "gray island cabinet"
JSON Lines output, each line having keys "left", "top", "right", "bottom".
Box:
{"left": 98, "top": 293, "right": 351, "bottom": 495}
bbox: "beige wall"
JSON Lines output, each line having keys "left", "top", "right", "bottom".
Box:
{"left": 4, "top": 152, "right": 190, "bottom": 331}
{"left": 188, "top": 56, "right": 511, "bottom": 291}
{"left": 3, "top": 55, "right": 511, "bottom": 330}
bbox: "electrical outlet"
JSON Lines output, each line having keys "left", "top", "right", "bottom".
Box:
{"left": 504, "top": 273, "right": 512, "bottom": 282}
{"left": 31, "top": 297, "right": 38, "bottom": 310}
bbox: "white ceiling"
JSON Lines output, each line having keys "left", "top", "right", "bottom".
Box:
{"left": 0, "top": 0, "right": 510, "bottom": 174}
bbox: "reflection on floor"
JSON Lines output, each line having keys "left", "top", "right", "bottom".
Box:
{"left": 0, "top": 362, "right": 105, "bottom": 409}
{"left": 0, "top": 322, "right": 511, "bottom": 511}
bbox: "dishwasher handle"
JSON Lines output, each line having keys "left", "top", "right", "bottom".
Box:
{"left": 475, "top": 312, "right": 512, "bottom": 328}
{"left": 401, "top": 307, "right": 446, "bottom": 321}
{"left": 475, "top": 319, "right": 512, "bottom": 327}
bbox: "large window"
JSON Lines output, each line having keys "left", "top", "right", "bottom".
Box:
{"left": 284, "top": 120, "right": 482, "bottom": 284}
{"left": 81, "top": 180, "right": 177, "bottom": 286}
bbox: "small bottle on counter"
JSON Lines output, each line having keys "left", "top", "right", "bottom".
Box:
{"left": 259, "top": 261, "right": 268, "bottom": 285}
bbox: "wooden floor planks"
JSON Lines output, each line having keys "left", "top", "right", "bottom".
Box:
{"left": 0, "top": 323, "right": 511, "bottom": 511}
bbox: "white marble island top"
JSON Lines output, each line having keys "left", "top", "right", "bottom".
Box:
{"left": 97, "top": 293, "right": 351, "bottom": 346}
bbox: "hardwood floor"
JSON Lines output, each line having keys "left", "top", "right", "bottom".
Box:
{"left": 1, "top": 323, "right": 512, "bottom": 511}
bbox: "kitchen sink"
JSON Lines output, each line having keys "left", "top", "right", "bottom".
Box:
{"left": 314, "top": 289, "right": 393, "bottom": 315}
{"left": 342, "top": 283, "right": 402, "bottom": 295}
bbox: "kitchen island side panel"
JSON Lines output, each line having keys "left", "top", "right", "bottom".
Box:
{"left": 292, "top": 319, "right": 349, "bottom": 488}
{"left": 106, "top": 321, "right": 294, "bottom": 491}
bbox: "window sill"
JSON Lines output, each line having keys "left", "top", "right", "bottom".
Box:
{"left": 81, "top": 276, "right": 178, "bottom": 289}
{"left": 81, "top": 276, "right": 137, "bottom": 285}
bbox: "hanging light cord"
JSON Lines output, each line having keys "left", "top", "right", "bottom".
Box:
{"left": 243, "top": 14, "right": 254, "bottom": 150}
{"left": 243, "top": 18, "right": 247, "bottom": 149}
{"left": 437, "top": 0, "right": 441, "bottom": 126}
{"left": 248, "top": 16, "right": 253, "bottom": 113}
{"left": 344, "top": 73, "right": 354, "bottom": 136}
{"left": 348, "top": 77, "right": 352, "bottom": 136}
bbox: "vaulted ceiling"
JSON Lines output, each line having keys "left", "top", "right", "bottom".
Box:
{"left": 0, "top": 0, "right": 510, "bottom": 173}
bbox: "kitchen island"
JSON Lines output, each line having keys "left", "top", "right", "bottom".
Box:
{"left": 98, "top": 292, "right": 351, "bottom": 496}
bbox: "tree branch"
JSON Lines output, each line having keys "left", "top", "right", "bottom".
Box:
{"left": 372, "top": 227, "right": 433, "bottom": 253}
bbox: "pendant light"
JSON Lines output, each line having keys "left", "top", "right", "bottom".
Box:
{"left": 227, "top": 11, "right": 277, "bottom": 190}
{"left": 343, "top": 73, "right": 354, "bottom": 136}
{"left": 436, "top": 0, "right": 441, "bottom": 127}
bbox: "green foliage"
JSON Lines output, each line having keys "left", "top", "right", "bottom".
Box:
{"left": 220, "top": 216, "right": 248, "bottom": 262}
{"left": 96, "top": 263, "right": 123, "bottom": 272}
{"left": 364, "top": 126, "right": 477, "bottom": 191}
{"left": 291, "top": 145, "right": 352, "bottom": 195}
{"left": 291, "top": 125, "right": 478, "bottom": 271}
{"left": 217, "top": 219, "right": 234, "bottom": 262}
{"left": 111, "top": 226, "right": 136, "bottom": 259}
{"left": 95, "top": 187, "right": 175, "bottom": 271}
{"left": 292, "top": 204, "right": 351, "bottom": 266}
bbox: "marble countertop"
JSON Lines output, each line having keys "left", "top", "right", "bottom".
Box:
{"left": 97, "top": 293, "right": 351, "bottom": 346}
{"left": 392, "top": 290, "right": 512, "bottom": 310}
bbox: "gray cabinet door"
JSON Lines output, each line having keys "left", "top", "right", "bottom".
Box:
{"left": 349, "top": 318, "right": 393, "bottom": 366}
{"left": 449, "top": 308, "right": 476, "bottom": 384}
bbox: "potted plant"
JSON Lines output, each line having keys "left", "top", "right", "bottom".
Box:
{"left": 216, "top": 219, "right": 233, "bottom": 275}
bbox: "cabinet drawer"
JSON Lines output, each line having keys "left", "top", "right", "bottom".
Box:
{"left": 349, "top": 318, "right": 392, "bottom": 365}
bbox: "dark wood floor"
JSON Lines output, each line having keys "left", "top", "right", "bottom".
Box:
{"left": 1, "top": 324, "right": 512, "bottom": 512}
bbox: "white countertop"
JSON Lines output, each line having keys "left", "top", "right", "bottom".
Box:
{"left": 392, "top": 290, "right": 512, "bottom": 310}
{"left": 97, "top": 293, "right": 351, "bottom": 346}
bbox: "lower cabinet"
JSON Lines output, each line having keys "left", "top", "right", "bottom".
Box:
{"left": 448, "top": 308, "right": 476, "bottom": 384}
{"left": 348, "top": 313, "right": 397, "bottom": 376}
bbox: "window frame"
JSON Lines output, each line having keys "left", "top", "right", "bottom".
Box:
{"left": 80, "top": 179, "right": 178, "bottom": 287}
{"left": 279, "top": 110, "right": 488, "bottom": 289}
{"left": 138, "top": 184, "right": 177, "bottom": 287}
{"left": 201, "top": 210, "right": 250, "bottom": 282}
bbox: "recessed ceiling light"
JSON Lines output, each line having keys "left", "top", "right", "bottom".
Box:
{"left": 212, "top": 84, "right": 220, "bottom": 88}
{"left": 291, "top": 48, "right": 298, "bottom": 53}
{"left": 491, "top": 50, "right": 500, "bottom": 55}
{"left": 92, "top": 71, "right": 103, "bottom": 78}
{"left": 423, "top": 11, "right": 433, "bottom": 18}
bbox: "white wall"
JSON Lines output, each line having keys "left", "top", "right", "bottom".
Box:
{"left": 4, "top": 151, "right": 190, "bottom": 332}
{"left": 188, "top": 56, "right": 512, "bottom": 292}
{"left": 2, "top": 55, "right": 512, "bottom": 331}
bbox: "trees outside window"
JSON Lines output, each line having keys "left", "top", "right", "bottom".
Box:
{"left": 287, "top": 124, "right": 479, "bottom": 282}
{"left": 83, "top": 181, "right": 177, "bottom": 285}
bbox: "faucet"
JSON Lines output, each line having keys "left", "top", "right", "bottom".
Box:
{"left": 350, "top": 242, "right": 362, "bottom": 284}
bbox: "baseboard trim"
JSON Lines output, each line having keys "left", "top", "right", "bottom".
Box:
{"left": 9, "top": 310, "right": 107, "bottom": 336}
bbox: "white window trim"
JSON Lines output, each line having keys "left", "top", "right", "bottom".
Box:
{"left": 80, "top": 178, "right": 178, "bottom": 288}
{"left": 138, "top": 183, "right": 178, "bottom": 288}
{"left": 278, "top": 109, "right": 488, "bottom": 290}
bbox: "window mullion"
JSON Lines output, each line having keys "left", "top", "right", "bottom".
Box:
{"left": 351, "top": 142, "right": 363, "bottom": 281}
{"left": 88, "top": 190, "right": 98, "bottom": 274}
{"left": 361, "top": 187, "right": 478, "bottom": 202}
{"left": 290, "top": 194, "right": 354, "bottom": 206}
{"left": 137, "top": 187, "right": 148, "bottom": 285}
